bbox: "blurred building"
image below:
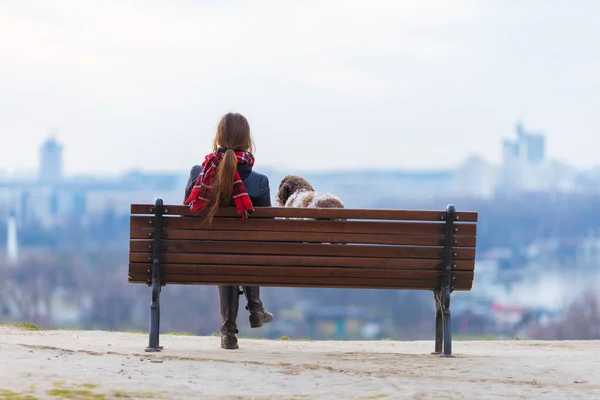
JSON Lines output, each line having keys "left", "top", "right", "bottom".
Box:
{"left": 6, "top": 208, "right": 18, "bottom": 264}
{"left": 0, "top": 137, "right": 184, "bottom": 224}
{"left": 502, "top": 121, "right": 545, "bottom": 164}
{"left": 39, "top": 137, "right": 64, "bottom": 183}
{"left": 495, "top": 121, "right": 577, "bottom": 195}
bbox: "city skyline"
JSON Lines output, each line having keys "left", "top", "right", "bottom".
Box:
{"left": 0, "top": 119, "right": 589, "bottom": 223}
{"left": 0, "top": 120, "right": 590, "bottom": 179}
{"left": 1, "top": 1, "right": 599, "bottom": 175}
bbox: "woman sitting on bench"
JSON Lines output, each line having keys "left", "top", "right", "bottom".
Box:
{"left": 183, "top": 112, "right": 274, "bottom": 350}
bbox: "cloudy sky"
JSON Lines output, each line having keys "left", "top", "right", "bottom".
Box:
{"left": 0, "top": 0, "right": 598, "bottom": 176}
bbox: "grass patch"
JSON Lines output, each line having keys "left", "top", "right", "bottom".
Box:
{"left": 164, "top": 332, "right": 195, "bottom": 336}
{"left": 17, "top": 323, "right": 44, "bottom": 331}
{"left": 112, "top": 391, "right": 156, "bottom": 399}
{"left": 455, "top": 336, "right": 499, "bottom": 341}
{"left": 46, "top": 388, "right": 105, "bottom": 399}
{"left": 47, "top": 382, "right": 105, "bottom": 399}
{"left": 0, "top": 322, "right": 44, "bottom": 331}
{"left": 455, "top": 335, "right": 529, "bottom": 341}
{"left": 122, "top": 330, "right": 145, "bottom": 334}
{"left": 362, "top": 395, "right": 390, "bottom": 399}
{"left": 1, "top": 324, "right": 151, "bottom": 335}
{"left": 0, "top": 389, "right": 40, "bottom": 400}
{"left": 277, "top": 335, "right": 291, "bottom": 341}
{"left": 105, "top": 329, "right": 144, "bottom": 335}
{"left": 43, "top": 382, "right": 158, "bottom": 400}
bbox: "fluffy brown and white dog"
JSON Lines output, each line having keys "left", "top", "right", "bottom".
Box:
{"left": 275, "top": 175, "right": 346, "bottom": 244}
{"left": 275, "top": 175, "right": 345, "bottom": 216}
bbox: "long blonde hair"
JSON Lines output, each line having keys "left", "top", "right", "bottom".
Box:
{"left": 206, "top": 113, "right": 255, "bottom": 222}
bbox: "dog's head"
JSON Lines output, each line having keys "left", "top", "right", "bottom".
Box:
{"left": 275, "top": 175, "right": 315, "bottom": 206}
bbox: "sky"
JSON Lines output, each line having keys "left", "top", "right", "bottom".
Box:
{"left": 0, "top": 0, "right": 598, "bottom": 176}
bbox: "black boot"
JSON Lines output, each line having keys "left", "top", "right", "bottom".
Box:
{"left": 219, "top": 285, "right": 240, "bottom": 349}
{"left": 243, "top": 286, "right": 274, "bottom": 328}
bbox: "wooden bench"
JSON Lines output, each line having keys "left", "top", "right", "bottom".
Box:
{"left": 129, "top": 198, "right": 478, "bottom": 357}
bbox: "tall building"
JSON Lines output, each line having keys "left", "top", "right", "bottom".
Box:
{"left": 497, "top": 121, "right": 548, "bottom": 195}
{"left": 39, "top": 137, "right": 64, "bottom": 183}
{"left": 503, "top": 122, "right": 545, "bottom": 164}
{"left": 6, "top": 209, "right": 18, "bottom": 264}
{"left": 502, "top": 139, "right": 519, "bottom": 162}
{"left": 524, "top": 133, "right": 545, "bottom": 163}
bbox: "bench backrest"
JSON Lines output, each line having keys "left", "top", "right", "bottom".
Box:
{"left": 128, "top": 203, "right": 478, "bottom": 291}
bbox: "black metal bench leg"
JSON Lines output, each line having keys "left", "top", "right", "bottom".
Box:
{"left": 145, "top": 198, "right": 165, "bottom": 352}
{"left": 157, "top": 297, "right": 161, "bottom": 344}
{"left": 442, "top": 285, "right": 453, "bottom": 357}
{"left": 439, "top": 204, "right": 456, "bottom": 358}
{"left": 146, "top": 259, "right": 163, "bottom": 352}
{"left": 432, "top": 291, "right": 443, "bottom": 354}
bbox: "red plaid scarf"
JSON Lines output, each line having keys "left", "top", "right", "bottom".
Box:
{"left": 184, "top": 150, "right": 255, "bottom": 219}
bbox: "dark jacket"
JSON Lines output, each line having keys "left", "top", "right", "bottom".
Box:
{"left": 183, "top": 163, "right": 272, "bottom": 207}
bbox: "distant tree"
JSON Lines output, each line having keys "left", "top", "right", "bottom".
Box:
{"left": 525, "top": 290, "right": 600, "bottom": 340}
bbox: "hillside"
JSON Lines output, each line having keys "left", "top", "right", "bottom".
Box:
{"left": 1, "top": 325, "right": 599, "bottom": 399}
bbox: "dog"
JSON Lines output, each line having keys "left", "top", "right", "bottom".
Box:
{"left": 275, "top": 175, "right": 345, "bottom": 210}
{"left": 275, "top": 175, "right": 346, "bottom": 245}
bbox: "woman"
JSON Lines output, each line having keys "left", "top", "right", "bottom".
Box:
{"left": 183, "top": 112, "right": 274, "bottom": 350}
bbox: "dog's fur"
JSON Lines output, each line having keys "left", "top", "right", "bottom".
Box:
{"left": 275, "top": 175, "right": 346, "bottom": 245}
{"left": 275, "top": 175, "right": 345, "bottom": 210}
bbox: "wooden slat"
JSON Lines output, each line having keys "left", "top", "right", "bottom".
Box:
{"left": 128, "top": 253, "right": 475, "bottom": 271}
{"left": 130, "top": 228, "right": 477, "bottom": 247}
{"left": 130, "top": 216, "right": 477, "bottom": 236}
{"left": 129, "top": 240, "right": 476, "bottom": 260}
{"left": 127, "top": 273, "right": 472, "bottom": 290}
{"left": 127, "top": 275, "right": 472, "bottom": 291}
{"left": 128, "top": 263, "right": 473, "bottom": 282}
{"left": 130, "top": 204, "right": 479, "bottom": 222}
{"left": 128, "top": 276, "right": 473, "bottom": 291}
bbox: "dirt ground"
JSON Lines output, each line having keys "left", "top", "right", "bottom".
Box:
{"left": 1, "top": 325, "right": 599, "bottom": 399}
